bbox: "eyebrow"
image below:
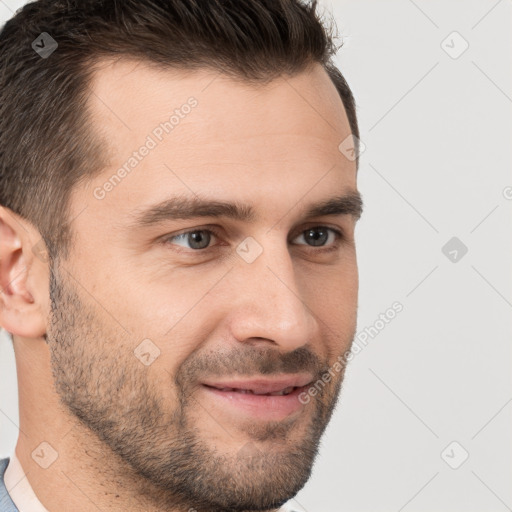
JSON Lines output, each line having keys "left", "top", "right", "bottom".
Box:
{"left": 127, "top": 190, "right": 363, "bottom": 229}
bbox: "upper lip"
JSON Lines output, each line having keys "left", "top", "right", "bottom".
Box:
{"left": 201, "top": 374, "right": 314, "bottom": 394}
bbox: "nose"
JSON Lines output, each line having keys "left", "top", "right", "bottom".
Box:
{"left": 225, "top": 240, "right": 318, "bottom": 352}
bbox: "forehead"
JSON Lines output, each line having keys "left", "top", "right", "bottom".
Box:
{"left": 85, "top": 58, "right": 352, "bottom": 149}
{"left": 72, "top": 58, "right": 356, "bottom": 228}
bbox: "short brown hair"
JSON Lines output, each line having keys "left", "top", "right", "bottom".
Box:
{"left": 0, "top": 0, "right": 359, "bottom": 262}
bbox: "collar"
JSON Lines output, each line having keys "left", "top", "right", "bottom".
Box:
{"left": 3, "top": 451, "right": 49, "bottom": 512}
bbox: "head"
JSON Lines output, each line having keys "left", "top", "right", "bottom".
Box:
{"left": 0, "top": 1, "right": 362, "bottom": 511}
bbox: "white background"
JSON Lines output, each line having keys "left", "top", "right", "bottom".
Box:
{"left": 1, "top": 1, "right": 511, "bottom": 511}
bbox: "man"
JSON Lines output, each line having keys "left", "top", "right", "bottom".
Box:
{"left": 0, "top": 0, "right": 363, "bottom": 510}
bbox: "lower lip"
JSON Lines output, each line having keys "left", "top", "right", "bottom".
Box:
{"left": 200, "top": 384, "right": 309, "bottom": 421}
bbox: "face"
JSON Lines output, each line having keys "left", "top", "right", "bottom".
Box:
{"left": 46, "top": 59, "right": 361, "bottom": 511}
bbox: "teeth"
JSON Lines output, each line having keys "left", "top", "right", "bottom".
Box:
{"left": 270, "top": 386, "right": 295, "bottom": 396}
{"left": 216, "top": 386, "right": 295, "bottom": 396}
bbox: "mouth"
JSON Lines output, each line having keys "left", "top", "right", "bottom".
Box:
{"left": 202, "top": 384, "right": 302, "bottom": 396}
{"left": 201, "top": 374, "right": 314, "bottom": 394}
{"left": 199, "top": 375, "right": 314, "bottom": 421}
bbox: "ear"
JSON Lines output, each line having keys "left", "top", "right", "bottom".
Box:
{"left": 0, "top": 206, "right": 49, "bottom": 339}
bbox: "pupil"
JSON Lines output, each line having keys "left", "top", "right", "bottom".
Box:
{"left": 306, "top": 228, "right": 327, "bottom": 246}
{"left": 189, "top": 231, "right": 210, "bottom": 249}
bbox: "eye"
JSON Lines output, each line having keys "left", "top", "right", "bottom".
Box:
{"left": 292, "top": 226, "right": 343, "bottom": 249}
{"left": 165, "top": 228, "right": 220, "bottom": 250}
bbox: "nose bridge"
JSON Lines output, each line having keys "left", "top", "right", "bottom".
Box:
{"left": 227, "top": 238, "right": 316, "bottom": 351}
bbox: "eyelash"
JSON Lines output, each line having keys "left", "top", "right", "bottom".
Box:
{"left": 162, "top": 225, "right": 345, "bottom": 254}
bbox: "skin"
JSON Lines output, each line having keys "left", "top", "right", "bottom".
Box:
{"left": 0, "top": 59, "right": 361, "bottom": 511}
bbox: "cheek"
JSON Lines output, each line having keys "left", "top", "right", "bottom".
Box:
{"left": 108, "top": 270, "right": 209, "bottom": 336}
{"left": 117, "top": 281, "right": 222, "bottom": 371}
{"left": 306, "top": 256, "right": 358, "bottom": 307}
{"left": 305, "top": 262, "right": 358, "bottom": 345}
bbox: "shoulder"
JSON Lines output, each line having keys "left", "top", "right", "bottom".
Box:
{"left": 0, "top": 458, "right": 20, "bottom": 512}
{"left": 0, "top": 459, "right": 8, "bottom": 476}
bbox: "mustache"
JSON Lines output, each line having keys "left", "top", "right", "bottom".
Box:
{"left": 175, "top": 344, "right": 330, "bottom": 389}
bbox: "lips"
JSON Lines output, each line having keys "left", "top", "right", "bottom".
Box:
{"left": 200, "top": 374, "right": 314, "bottom": 421}
{"left": 204, "top": 385, "right": 297, "bottom": 396}
{"left": 201, "top": 374, "right": 314, "bottom": 396}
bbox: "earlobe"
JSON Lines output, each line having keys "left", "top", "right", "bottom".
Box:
{"left": 0, "top": 206, "right": 48, "bottom": 339}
